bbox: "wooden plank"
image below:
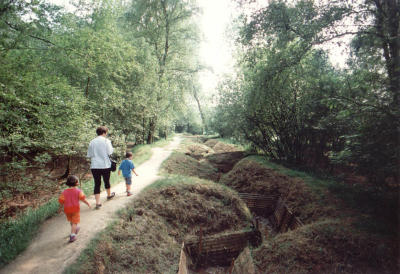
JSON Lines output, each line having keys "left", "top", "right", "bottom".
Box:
{"left": 187, "top": 239, "right": 248, "bottom": 251}
{"left": 194, "top": 242, "right": 248, "bottom": 253}
{"left": 279, "top": 209, "right": 293, "bottom": 233}
{"left": 185, "top": 231, "right": 255, "bottom": 244}
{"left": 232, "top": 247, "right": 256, "bottom": 274}
{"left": 178, "top": 243, "right": 189, "bottom": 274}
{"left": 185, "top": 231, "right": 255, "bottom": 256}
{"left": 238, "top": 193, "right": 279, "bottom": 198}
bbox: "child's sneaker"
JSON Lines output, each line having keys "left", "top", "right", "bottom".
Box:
{"left": 69, "top": 234, "right": 77, "bottom": 243}
{"left": 127, "top": 192, "right": 132, "bottom": 196}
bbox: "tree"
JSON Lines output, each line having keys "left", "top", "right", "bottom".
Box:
{"left": 125, "top": 0, "right": 199, "bottom": 143}
{"left": 211, "top": 0, "right": 399, "bottom": 185}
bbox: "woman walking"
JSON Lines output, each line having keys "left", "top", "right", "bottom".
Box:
{"left": 87, "top": 126, "right": 115, "bottom": 209}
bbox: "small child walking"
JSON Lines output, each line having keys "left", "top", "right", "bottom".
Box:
{"left": 58, "top": 175, "right": 91, "bottom": 242}
{"left": 118, "top": 152, "right": 138, "bottom": 196}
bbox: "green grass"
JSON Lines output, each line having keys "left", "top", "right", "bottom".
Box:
{"left": 246, "top": 155, "right": 335, "bottom": 192}
{"left": 144, "top": 174, "right": 231, "bottom": 192}
{"left": 129, "top": 136, "right": 174, "bottom": 166}
{"left": 0, "top": 137, "right": 174, "bottom": 269}
{"left": 0, "top": 198, "right": 59, "bottom": 267}
{"left": 144, "top": 174, "right": 199, "bottom": 190}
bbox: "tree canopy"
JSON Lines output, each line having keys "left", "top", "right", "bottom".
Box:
{"left": 210, "top": 0, "right": 399, "bottom": 186}
{"left": 0, "top": 0, "right": 203, "bottom": 190}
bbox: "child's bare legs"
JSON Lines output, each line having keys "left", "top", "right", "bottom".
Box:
{"left": 70, "top": 223, "right": 78, "bottom": 234}
{"left": 125, "top": 177, "right": 132, "bottom": 195}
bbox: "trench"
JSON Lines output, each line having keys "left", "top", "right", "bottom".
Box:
{"left": 176, "top": 138, "right": 304, "bottom": 274}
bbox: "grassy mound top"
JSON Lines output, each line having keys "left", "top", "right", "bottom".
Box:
{"left": 67, "top": 176, "right": 253, "bottom": 274}
{"left": 160, "top": 152, "right": 219, "bottom": 181}
{"left": 220, "top": 157, "right": 337, "bottom": 223}
{"left": 182, "top": 143, "right": 215, "bottom": 160}
{"left": 253, "top": 218, "right": 397, "bottom": 273}
{"left": 203, "top": 139, "right": 219, "bottom": 148}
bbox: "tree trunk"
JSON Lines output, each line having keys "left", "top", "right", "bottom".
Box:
{"left": 147, "top": 118, "right": 156, "bottom": 144}
{"left": 374, "top": 0, "right": 400, "bottom": 108}
{"left": 58, "top": 155, "right": 71, "bottom": 179}
{"left": 84, "top": 76, "right": 90, "bottom": 98}
{"left": 142, "top": 116, "right": 146, "bottom": 144}
{"left": 193, "top": 88, "right": 207, "bottom": 134}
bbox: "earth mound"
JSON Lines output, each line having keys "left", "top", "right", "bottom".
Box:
{"left": 252, "top": 218, "right": 397, "bottom": 273}
{"left": 183, "top": 143, "right": 215, "bottom": 160}
{"left": 161, "top": 152, "right": 219, "bottom": 181}
{"left": 219, "top": 157, "right": 337, "bottom": 223}
{"left": 69, "top": 177, "right": 253, "bottom": 273}
{"left": 206, "top": 151, "right": 247, "bottom": 173}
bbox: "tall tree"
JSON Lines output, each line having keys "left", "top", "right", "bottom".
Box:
{"left": 126, "top": 0, "right": 199, "bottom": 143}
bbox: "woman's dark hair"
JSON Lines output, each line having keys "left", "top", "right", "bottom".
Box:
{"left": 96, "top": 126, "right": 108, "bottom": 136}
{"left": 66, "top": 175, "right": 79, "bottom": 187}
{"left": 126, "top": 152, "right": 133, "bottom": 158}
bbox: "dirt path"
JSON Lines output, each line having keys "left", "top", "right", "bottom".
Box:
{"left": 0, "top": 136, "right": 182, "bottom": 274}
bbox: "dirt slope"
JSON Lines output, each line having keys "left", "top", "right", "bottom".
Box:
{"left": 0, "top": 136, "right": 182, "bottom": 274}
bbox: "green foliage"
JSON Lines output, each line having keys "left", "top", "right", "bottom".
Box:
{"left": 0, "top": 0, "right": 202, "bottom": 265}
{"left": 211, "top": 0, "right": 399, "bottom": 186}
{"left": 0, "top": 0, "right": 202, "bottom": 201}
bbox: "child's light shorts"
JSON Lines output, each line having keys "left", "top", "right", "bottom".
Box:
{"left": 124, "top": 177, "right": 132, "bottom": 185}
{"left": 65, "top": 212, "right": 80, "bottom": 224}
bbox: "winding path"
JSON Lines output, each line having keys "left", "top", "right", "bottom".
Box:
{"left": 1, "top": 136, "right": 182, "bottom": 274}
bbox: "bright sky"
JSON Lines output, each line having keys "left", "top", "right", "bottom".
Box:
{"left": 196, "top": 0, "right": 237, "bottom": 96}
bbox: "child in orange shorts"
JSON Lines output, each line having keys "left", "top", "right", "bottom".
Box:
{"left": 58, "top": 175, "right": 91, "bottom": 242}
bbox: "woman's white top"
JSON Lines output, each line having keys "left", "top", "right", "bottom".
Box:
{"left": 87, "top": 136, "right": 114, "bottom": 169}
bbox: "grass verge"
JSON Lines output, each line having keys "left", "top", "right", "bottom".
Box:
{"left": 0, "top": 173, "right": 121, "bottom": 268}
{"left": 0, "top": 137, "right": 173, "bottom": 268}
{"left": 128, "top": 136, "right": 173, "bottom": 166}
